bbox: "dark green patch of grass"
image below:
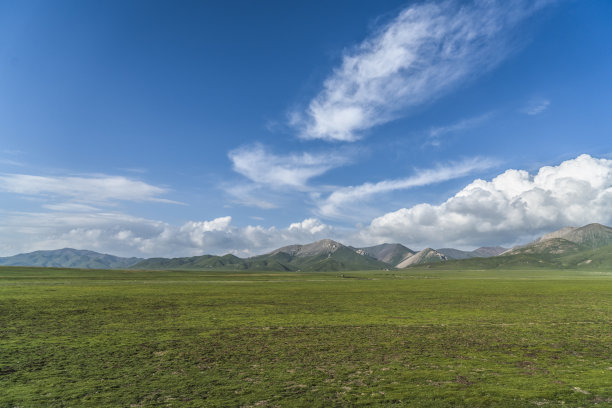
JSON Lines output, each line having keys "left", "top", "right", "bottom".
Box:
{"left": 1, "top": 266, "right": 612, "bottom": 407}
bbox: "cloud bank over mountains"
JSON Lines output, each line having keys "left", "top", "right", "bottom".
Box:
{"left": 362, "top": 154, "right": 612, "bottom": 248}
{"left": 0, "top": 210, "right": 335, "bottom": 258}
{"left": 1, "top": 154, "right": 610, "bottom": 257}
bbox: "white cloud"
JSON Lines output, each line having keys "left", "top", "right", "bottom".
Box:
{"left": 225, "top": 143, "right": 356, "bottom": 209}
{"left": 288, "top": 218, "right": 330, "bottom": 235}
{"left": 0, "top": 159, "right": 25, "bottom": 167}
{"left": 42, "top": 203, "right": 101, "bottom": 212}
{"left": 0, "top": 209, "right": 336, "bottom": 258}
{"left": 2, "top": 155, "right": 609, "bottom": 257}
{"left": 0, "top": 210, "right": 164, "bottom": 257}
{"left": 223, "top": 183, "right": 279, "bottom": 209}
{"left": 228, "top": 144, "right": 352, "bottom": 189}
{"left": 295, "top": 0, "right": 553, "bottom": 142}
{"left": 360, "top": 154, "right": 612, "bottom": 248}
{"left": 0, "top": 173, "right": 177, "bottom": 204}
{"left": 427, "top": 112, "right": 493, "bottom": 142}
{"left": 521, "top": 97, "right": 550, "bottom": 115}
{"left": 316, "top": 157, "right": 497, "bottom": 218}
{"left": 0, "top": 150, "right": 25, "bottom": 167}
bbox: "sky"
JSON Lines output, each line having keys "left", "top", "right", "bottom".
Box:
{"left": 1, "top": 0, "right": 611, "bottom": 258}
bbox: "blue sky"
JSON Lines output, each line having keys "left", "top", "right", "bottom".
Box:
{"left": 1, "top": 0, "right": 611, "bottom": 257}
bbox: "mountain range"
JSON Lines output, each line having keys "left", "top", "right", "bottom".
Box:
{"left": 133, "top": 239, "right": 390, "bottom": 272}
{"left": 0, "top": 248, "right": 143, "bottom": 269}
{"left": 423, "top": 223, "right": 612, "bottom": 270}
{"left": 1, "top": 223, "right": 610, "bottom": 271}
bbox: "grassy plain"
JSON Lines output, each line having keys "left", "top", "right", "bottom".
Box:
{"left": 1, "top": 267, "right": 611, "bottom": 407}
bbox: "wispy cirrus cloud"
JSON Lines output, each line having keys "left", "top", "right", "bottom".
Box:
{"left": 426, "top": 112, "right": 494, "bottom": 146}
{"left": 293, "top": 0, "right": 554, "bottom": 142}
{"left": 223, "top": 183, "right": 279, "bottom": 209}
{"left": 42, "top": 203, "right": 101, "bottom": 212}
{"left": 0, "top": 149, "right": 26, "bottom": 167}
{"left": 226, "top": 143, "right": 359, "bottom": 209}
{"left": 0, "top": 158, "right": 25, "bottom": 167}
{"left": 520, "top": 97, "right": 550, "bottom": 115}
{"left": 228, "top": 143, "right": 354, "bottom": 190}
{"left": 316, "top": 157, "right": 498, "bottom": 218}
{"left": 0, "top": 173, "right": 179, "bottom": 204}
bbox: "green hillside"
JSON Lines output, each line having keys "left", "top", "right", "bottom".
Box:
{"left": 557, "top": 243, "right": 612, "bottom": 269}
{"left": 546, "top": 223, "right": 612, "bottom": 249}
{"left": 0, "top": 248, "right": 142, "bottom": 269}
{"left": 131, "top": 254, "right": 245, "bottom": 270}
{"left": 412, "top": 241, "right": 612, "bottom": 271}
{"left": 406, "top": 223, "right": 612, "bottom": 270}
{"left": 503, "top": 238, "right": 582, "bottom": 256}
{"left": 277, "top": 246, "right": 389, "bottom": 271}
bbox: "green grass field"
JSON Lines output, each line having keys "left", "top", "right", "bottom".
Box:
{"left": 1, "top": 267, "right": 612, "bottom": 407}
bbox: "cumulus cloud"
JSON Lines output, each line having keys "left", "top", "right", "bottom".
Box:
{"left": 0, "top": 210, "right": 164, "bottom": 257}
{"left": 0, "top": 209, "right": 336, "bottom": 258}
{"left": 228, "top": 144, "right": 353, "bottom": 189}
{"left": 288, "top": 218, "right": 331, "bottom": 235}
{"left": 316, "top": 157, "right": 497, "bottom": 218}
{"left": 360, "top": 154, "right": 612, "bottom": 248}
{"left": 294, "top": 0, "right": 554, "bottom": 142}
{"left": 0, "top": 174, "right": 177, "bottom": 204}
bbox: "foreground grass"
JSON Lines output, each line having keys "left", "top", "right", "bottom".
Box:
{"left": 1, "top": 267, "right": 611, "bottom": 407}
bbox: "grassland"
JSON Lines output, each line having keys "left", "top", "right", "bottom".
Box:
{"left": 1, "top": 267, "right": 611, "bottom": 407}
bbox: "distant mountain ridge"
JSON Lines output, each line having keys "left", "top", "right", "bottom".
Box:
{"left": 0, "top": 248, "right": 142, "bottom": 269}
{"left": 437, "top": 246, "right": 507, "bottom": 260}
{"left": 133, "top": 239, "right": 389, "bottom": 272}
{"left": 270, "top": 239, "right": 343, "bottom": 257}
{"left": 3, "top": 223, "right": 611, "bottom": 271}
{"left": 132, "top": 240, "right": 505, "bottom": 271}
